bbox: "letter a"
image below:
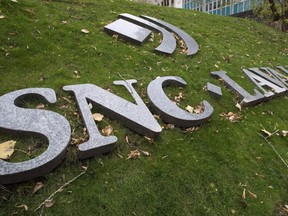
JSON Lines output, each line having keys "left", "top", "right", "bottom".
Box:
{"left": 243, "top": 68, "right": 286, "bottom": 99}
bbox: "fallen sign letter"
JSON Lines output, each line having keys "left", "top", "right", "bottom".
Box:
{"left": 0, "top": 76, "right": 212, "bottom": 184}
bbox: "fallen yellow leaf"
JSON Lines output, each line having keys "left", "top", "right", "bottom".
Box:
{"left": 0, "top": 140, "right": 16, "bottom": 159}
{"left": 185, "top": 105, "right": 194, "bottom": 113}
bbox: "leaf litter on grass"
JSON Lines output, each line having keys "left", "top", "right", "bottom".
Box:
{"left": 220, "top": 112, "right": 241, "bottom": 123}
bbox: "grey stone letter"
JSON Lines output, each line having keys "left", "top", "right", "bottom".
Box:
{"left": 63, "top": 80, "right": 161, "bottom": 159}
{"left": 211, "top": 71, "right": 265, "bottom": 107}
{"left": 147, "top": 76, "right": 213, "bottom": 127}
{"left": 0, "top": 88, "right": 71, "bottom": 184}
{"left": 243, "top": 68, "right": 286, "bottom": 99}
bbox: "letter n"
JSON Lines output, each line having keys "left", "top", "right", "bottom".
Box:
{"left": 63, "top": 80, "right": 161, "bottom": 159}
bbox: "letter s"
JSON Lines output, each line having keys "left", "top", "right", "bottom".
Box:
{"left": 0, "top": 88, "right": 71, "bottom": 184}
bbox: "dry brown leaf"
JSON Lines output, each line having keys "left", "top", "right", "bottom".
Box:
{"left": 24, "top": 8, "right": 36, "bottom": 16}
{"left": 92, "top": 113, "right": 104, "bottom": 122}
{"left": 220, "top": 112, "right": 240, "bottom": 123}
{"left": 17, "top": 204, "right": 28, "bottom": 211}
{"left": 73, "top": 70, "right": 81, "bottom": 79}
{"left": 174, "top": 92, "right": 183, "bottom": 102}
{"left": 153, "top": 115, "right": 160, "bottom": 120}
{"left": 71, "top": 136, "right": 87, "bottom": 145}
{"left": 81, "top": 29, "right": 89, "bottom": 34}
{"left": 166, "top": 124, "right": 175, "bottom": 129}
{"left": 44, "top": 199, "right": 54, "bottom": 208}
{"left": 184, "top": 127, "right": 199, "bottom": 133}
{"left": 194, "top": 105, "right": 204, "bottom": 114}
{"left": 39, "top": 74, "right": 46, "bottom": 82}
{"left": 0, "top": 140, "right": 16, "bottom": 159}
{"left": 102, "top": 125, "right": 113, "bottom": 136}
{"left": 248, "top": 190, "right": 257, "bottom": 198}
{"left": 32, "top": 182, "right": 44, "bottom": 195}
{"left": 36, "top": 104, "right": 45, "bottom": 109}
{"left": 227, "top": 112, "right": 234, "bottom": 117}
{"left": 112, "top": 34, "right": 118, "bottom": 40}
{"left": 127, "top": 150, "right": 140, "bottom": 159}
{"left": 62, "top": 97, "right": 73, "bottom": 104}
{"left": 228, "top": 115, "right": 238, "bottom": 123}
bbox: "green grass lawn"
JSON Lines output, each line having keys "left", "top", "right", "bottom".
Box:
{"left": 0, "top": 0, "right": 288, "bottom": 215}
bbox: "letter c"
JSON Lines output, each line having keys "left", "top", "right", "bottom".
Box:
{"left": 147, "top": 76, "right": 213, "bottom": 127}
